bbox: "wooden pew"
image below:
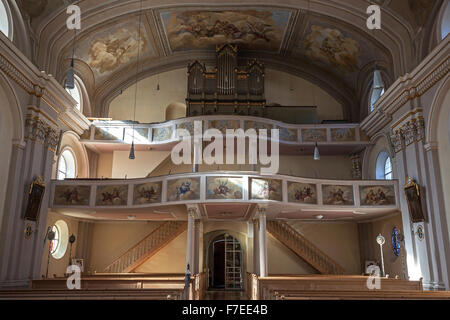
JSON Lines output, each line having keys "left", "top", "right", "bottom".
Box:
{"left": 250, "top": 274, "right": 450, "bottom": 300}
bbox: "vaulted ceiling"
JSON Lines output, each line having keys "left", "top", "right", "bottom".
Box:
{"left": 17, "top": 0, "right": 443, "bottom": 121}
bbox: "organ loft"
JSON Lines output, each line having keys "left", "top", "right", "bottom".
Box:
{"left": 186, "top": 44, "right": 266, "bottom": 117}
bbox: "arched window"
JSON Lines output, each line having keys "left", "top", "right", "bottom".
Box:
{"left": 369, "top": 86, "right": 385, "bottom": 112}
{"left": 440, "top": 2, "right": 450, "bottom": 40}
{"left": 57, "top": 149, "right": 76, "bottom": 180}
{"left": 50, "top": 220, "right": 69, "bottom": 259}
{"left": 0, "top": 0, "right": 12, "bottom": 39}
{"left": 384, "top": 156, "right": 393, "bottom": 180}
{"left": 376, "top": 151, "right": 393, "bottom": 180}
{"left": 369, "top": 66, "right": 386, "bottom": 112}
{"left": 50, "top": 225, "right": 60, "bottom": 254}
{"left": 65, "top": 81, "right": 82, "bottom": 112}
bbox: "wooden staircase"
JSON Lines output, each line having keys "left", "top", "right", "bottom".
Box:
{"left": 267, "top": 221, "right": 344, "bottom": 275}
{"left": 103, "top": 221, "right": 187, "bottom": 273}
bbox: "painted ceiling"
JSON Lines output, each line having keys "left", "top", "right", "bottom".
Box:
{"left": 16, "top": 0, "right": 442, "bottom": 120}
{"left": 59, "top": 6, "right": 392, "bottom": 88}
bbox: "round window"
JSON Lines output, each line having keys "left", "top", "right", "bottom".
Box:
{"left": 50, "top": 220, "right": 69, "bottom": 259}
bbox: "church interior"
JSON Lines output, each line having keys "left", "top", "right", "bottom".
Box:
{"left": 0, "top": 0, "right": 450, "bottom": 301}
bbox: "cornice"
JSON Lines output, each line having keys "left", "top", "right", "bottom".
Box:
{"left": 361, "top": 37, "right": 450, "bottom": 137}
{"left": 0, "top": 33, "right": 90, "bottom": 135}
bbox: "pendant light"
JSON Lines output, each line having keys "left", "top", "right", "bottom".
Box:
{"left": 129, "top": 0, "right": 144, "bottom": 160}
{"left": 65, "top": 30, "right": 77, "bottom": 89}
{"left": 372, "top": 63, "right": 385, "bottom": 97}
{"left": 314, "top": 142, "right": 320, "bottom": 161}
{"left": 311, "top": 66, "right": 320, "bottom": 161}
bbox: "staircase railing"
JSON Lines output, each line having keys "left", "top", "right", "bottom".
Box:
{"left": 103, "top": 221, "right": 187, "bottom": 273}
{"left": 267, "top": 221, "right": 344, "bottom": 275}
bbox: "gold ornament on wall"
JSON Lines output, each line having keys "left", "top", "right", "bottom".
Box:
{"left": 24, "top": 224, "right": 33, "bottom": 239}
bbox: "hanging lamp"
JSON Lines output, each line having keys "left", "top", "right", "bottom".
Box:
{"left": 65, "top": 30, "right": 77, "bottom": 89}
{"left": 129, "top": 0, "right": 144, "bottom": 160}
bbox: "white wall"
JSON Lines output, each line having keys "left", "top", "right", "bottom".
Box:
{"left": 437, "top": 89, "right": 450, "bottom": 243}
{"left": 0, "top": 84, "right": 13, "bottom": 235}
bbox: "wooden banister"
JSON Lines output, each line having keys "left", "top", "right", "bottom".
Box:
{"left": 267, "top": 221, "right": 344, "bottom": 275}
{"left": 103, "top": 221, "right": 187, "bottom": 273}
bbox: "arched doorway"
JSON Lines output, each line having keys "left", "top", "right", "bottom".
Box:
{"left": 208, "top": 233, "right": 243, "bottom": 290}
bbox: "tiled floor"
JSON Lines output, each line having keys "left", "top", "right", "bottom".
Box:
{"left": 204, "top": 290, "right": 248, "bottom": 300}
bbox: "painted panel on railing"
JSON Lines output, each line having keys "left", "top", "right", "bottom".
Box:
{"left": 54, "top": 185, "right": 91, "bottom": 206}
{"left": 330, "top": 128, "right": 355, "bottom": 142}
{"left": 134, "top": 181, "right": 163, "bottom": 205}
{"left": 167, "top": 177, "right": 201, "bottom": 201}
{"left": 244, "top": 121, "right": 273, "bottom": 136}
{"left": 94, "top": 127, "right": 119, "bottom": 140}
{"left": 209, "top": 120, "right": 240, "bottom": 134}
{"left": 206, "top": 177, "right": 243, "bottom": 200}
{"left": 96, "top": 185, "right": 128, "bottom": 206}
{"left": 322, "top": 184, "right": 354, "bottom": 205}
{"left": 279, "top": 127, "right": 298, "bottom": 142}
{"left": 359, "top": 185, "right": 396, "bottom": 206}
{"left": 153, "top": 126, "right": 173, "bottom": 142}
{"left": 177, "top": 122, "right": 195, "bottom": 135}
{"left": 287, "top": 182, "right": 317, "bottom": 204}
{"left": 250, "top": 178, "right": 282, "bottom": 201}
{"left": 301, "top": 128, "right": 327, "bottom": 142}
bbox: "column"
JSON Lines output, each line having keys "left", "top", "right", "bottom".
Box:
{"left": 258, "top": 207, "right": 268, "bottom": 277}
{"left": 193, "top": 220, "right": 202, "bottom": 274}
{"left": 0, "top": 110, "right": 60, "bottom": 286}
{"left": 252, "top": 219, "right": 260, "bottom": 275}
{"left": 186, "top": 208, "right": 196, "bottom": 273}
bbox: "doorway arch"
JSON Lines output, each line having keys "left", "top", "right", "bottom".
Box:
{"left": 207, "top": 233, "right": 243, "bottom": 290}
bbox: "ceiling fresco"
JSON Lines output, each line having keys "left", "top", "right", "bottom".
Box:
{"left": 159, "top": 8, "right": 292, "bottom": 53}
{"left": 295, "top": 16, "right": 391, "bottom": 88}
{"left": 303, "top": 25, "right": 361, "bottom": 74}
{"left": 25, "top": 0, "right": 442, "bottom": 120}
{"left": 69, "top": 18, "right": 155, "bottom": 81}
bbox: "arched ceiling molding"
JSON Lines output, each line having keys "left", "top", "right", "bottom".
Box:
{"left": 357, "top": 61, "right": 393, "bottom": 120}
{"left": 0, "top": 71, "right": 25, "bottom": 145}
{"left": 29, "top": 0, "right": 420, "bottom": 123}
{"left": 426, "top": 74, "right": 450, "bottom": 145}
{"left": 58, "top": 130, "right": 90, "bottom": 179}
{"left": 95, "top": 52, "right": 357, "bottom": 122}
{"left": 35, "top": 0, "right": 415, "bottom": 77}
{"left": 7, "top": 0, "right": 32, "bottom": 60}
{"left": 425, "top": 0, "right": 446, "bottom": 61}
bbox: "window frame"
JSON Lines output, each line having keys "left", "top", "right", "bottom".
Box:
{"left": 65, "top": 79, "right": 84, "bottom": 113}
{"left": 0, "top": 0, "right": 13, "bottom": 40}
{"left": 369, "top": 83, "right": 385, "bottom": 112}
{"left": 376, "top": 150, "right": 393, "bottom": 180}
{"left": 56, "top": 148, "right": 77, "bottom": 180}
{"left": 50, "top": 225, "right": 60, "bottom": 254}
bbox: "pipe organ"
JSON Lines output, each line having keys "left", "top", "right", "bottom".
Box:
{"left": 186, "top": 44, "right": 265, "bottom": 117}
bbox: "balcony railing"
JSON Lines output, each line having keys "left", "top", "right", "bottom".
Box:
{"left": 50, "top": 171, "right": 399, "bottom": 212}
{"left": 80, "top": 115, "right": 369, "bottom": 146}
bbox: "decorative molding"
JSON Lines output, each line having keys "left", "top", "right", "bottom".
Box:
{"left": 25, "top": 116, "right": 60, "bottom": 153}
{"left": 361, "top": 38, "right": 449, "bottom": 137}
{"left": 350, "top": 153, "right": 362, "bottom": 179}
{"left": 389, "top": 115, "right": 426, "bottom": 153}
{"left": 0, "top": 33, "right": 90, "bottom": 135}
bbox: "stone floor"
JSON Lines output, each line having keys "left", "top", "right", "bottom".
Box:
{"left": 204, "top": 290, "right": 248, "bottom": 300}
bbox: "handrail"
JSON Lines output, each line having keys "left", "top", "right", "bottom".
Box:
{"left": 81, "top": 115, "right": 368, "bottom": 146}
{"left": 104, "top": 221, "right": 187, "bottom": 273}
{"left": 267, "top": 221, "right": 345, "bottom": 274}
